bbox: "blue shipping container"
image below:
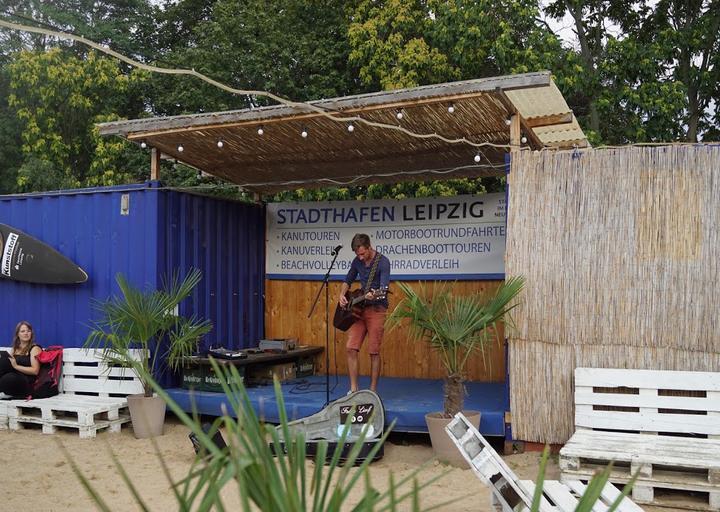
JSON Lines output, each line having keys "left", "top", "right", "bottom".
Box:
{"left": 0, "top": 182, "right": 265, "bottom": 357}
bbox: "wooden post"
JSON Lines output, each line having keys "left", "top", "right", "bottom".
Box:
{"left": 150, "top": 147, "right": 161, "bottom": 181}
{"left": 510, "top": 113, "right": 521, "bottom": 152}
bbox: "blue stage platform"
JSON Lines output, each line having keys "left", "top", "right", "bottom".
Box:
{"left": 166, "top": 375, "right": 507, "bottom": 436}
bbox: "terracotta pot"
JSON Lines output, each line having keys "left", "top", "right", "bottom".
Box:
{"left": 425, "top": 411, "right": 481, "bottom": 468}
{"left": 127, "top": 393, "right": 166, "bottom": 439}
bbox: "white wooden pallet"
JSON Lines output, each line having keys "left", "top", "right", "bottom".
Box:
{"left": 0, "top": 347, "right": 143, "bottom": 438}
{"left": 518, "top": 479, "right": 641, "bottom": 512}
{"left": 560, "top": 367, "right": 720, "bottom": 511}
{"left": 6, "top": 395, "right": 130, "bottom": 438}
{"left": 445, "top": 413, "right": 643, "bottom": 512}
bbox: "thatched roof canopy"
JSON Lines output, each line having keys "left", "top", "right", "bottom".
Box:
{"left": 98, "top": 71, "right": 587, "bottom": 194}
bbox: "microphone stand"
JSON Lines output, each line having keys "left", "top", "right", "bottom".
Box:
{"left": 308, "top": 246, "right": 341, "bottom": 406}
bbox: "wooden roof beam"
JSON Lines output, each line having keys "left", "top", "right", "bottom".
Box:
{"left": 524, "top": 112, "right": 573, "bottom": 128}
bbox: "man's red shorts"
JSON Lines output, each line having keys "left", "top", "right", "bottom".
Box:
{"left": 346, "top": 305, "right": 387, "bottom": 355}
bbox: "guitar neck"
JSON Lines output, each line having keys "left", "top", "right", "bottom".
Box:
{"left": 351, "top": 289, "right": 386, "bottom": 306}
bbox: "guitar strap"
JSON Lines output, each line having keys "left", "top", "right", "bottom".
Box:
{"left": 364, "top": 251, "right": 382, "bottom": 294}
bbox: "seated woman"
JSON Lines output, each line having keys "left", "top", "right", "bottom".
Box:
{"left": 0, "top": 321, "right": 41, "bottom": 398}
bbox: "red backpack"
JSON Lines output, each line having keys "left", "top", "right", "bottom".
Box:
{"left": 31, "top": 345, "right": 63, "bottom": 399}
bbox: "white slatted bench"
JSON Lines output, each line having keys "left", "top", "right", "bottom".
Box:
{"left": 560, "top": 367, "right": 720, "bottom": 511}
{"left": 0, "top": 347, "right": 143, "bottom": 438}
{"left": 446, "top": 412, "right": 643, "bottom": 512}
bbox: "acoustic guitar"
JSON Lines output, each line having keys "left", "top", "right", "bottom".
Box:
{"left": 333, "top": 288, "right": 388, "bottom": 331}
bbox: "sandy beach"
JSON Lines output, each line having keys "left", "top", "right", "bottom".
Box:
{"left": 1, "top": 415, "right": 673, "bottom": 511}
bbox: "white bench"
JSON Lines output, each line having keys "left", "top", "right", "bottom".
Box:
{"left": 0, "top": 347, "right": 143, "bottom": 438}
{"left": 446, "top": 412, "right": 643, "bottom": 512}
{"left": 560, "top": 367, "right": 720, "bottom": 511}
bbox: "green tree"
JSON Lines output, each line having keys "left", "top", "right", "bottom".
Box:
{"left": 596, "top": 36, "right": 687, "bottom": 143}
{"left": 8, "top": 48, "right": 148, "bottom": 191}
{"left": 643, "top": 0, "right": 719, "bottom": 141}
{"left": 147, "top": 0, "right": 361, "bottom": 115}
{"left": 1, "top": 0, "right": 158, "bottom": 58}
{"left": 0, "top": 59, "right": 23, "bottom": 193}
{"left": 348, "top": 0, "right": 457, "bottom": 90}
{"left": 545, "top": 0, "right": 719, "bottom": 143}
{"left": 348, "top": 0, "right": 567, "bottom": 90}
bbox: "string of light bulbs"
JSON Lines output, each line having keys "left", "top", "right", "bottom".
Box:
{"left": 0, "top": 162, "right": 503, "bottom": 198}
{"left": 229, "top": 161, "right": 509, "bottom": 189}
{"left": 0, "top": 17, "right": 526, "bottom": 157}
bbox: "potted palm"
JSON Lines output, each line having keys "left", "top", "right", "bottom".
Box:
{"left": 387, "top": 276, "right": 524, "bottom": 466}
{"left": 86, "top": 268, "right": 212, "bottom": 438}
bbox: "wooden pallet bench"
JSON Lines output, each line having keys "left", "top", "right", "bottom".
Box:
{"left": 0, "top": 347, "right": 143, "bottom": 438}
{"left": 445, "top": 412, "right": 643, "bottom": 512}
{"left": 560, "top": 367, "right": 720, "bottom": 511}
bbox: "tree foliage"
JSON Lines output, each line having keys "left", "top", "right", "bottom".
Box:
{"left": 7, "top": 49, "right": 147, "bottom": 191}
{"left": 348, "top": 0, "right": 569, "bottom": 90}
{"left": 148, "top": 0, "right": 361, "bottom": 115}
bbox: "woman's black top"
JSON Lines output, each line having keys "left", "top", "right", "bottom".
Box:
{"left": 13, "top": 344, "right": 40, "bottom": 383}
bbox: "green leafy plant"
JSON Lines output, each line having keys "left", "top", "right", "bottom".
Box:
{"left": 86, "top": 268, "right": 212, "bottom": 397}
{"left": 387, "top": 277, "right": 525, "bottom": 417}
{"left": 66, "top": 360, "right": 458, "bottom": 511}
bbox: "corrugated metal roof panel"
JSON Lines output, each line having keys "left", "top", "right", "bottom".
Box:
{"left": 533, "top": 115, "right": 589, "bottom": 147}
{"left": 505, "top": 81, "right": 571, "bottom": 121}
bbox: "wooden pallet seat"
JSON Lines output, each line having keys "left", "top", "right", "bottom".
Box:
{"left": 446, "top": 412, "right": 643, "bottom": 512}
{"left": 0, "top": 347, "right": 143, "bottom": 438}
{"left": 560, "top": 367, "right": 720, "bottom": 511}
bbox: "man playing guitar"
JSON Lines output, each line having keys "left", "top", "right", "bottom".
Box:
{"left": 338, "top": 233, "right": 391, "bottom": 394}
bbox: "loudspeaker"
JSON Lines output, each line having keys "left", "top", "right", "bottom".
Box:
{"left": 188, "top": 422, "right": 227, "bottom": 455}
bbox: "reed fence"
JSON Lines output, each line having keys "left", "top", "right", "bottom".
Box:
{"left": 505, "top": 144, "right": 720, "bottom": 443}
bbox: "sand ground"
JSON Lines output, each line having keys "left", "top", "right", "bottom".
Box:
{"left": 0, "top": 415, "right": 684, "bottom": 511}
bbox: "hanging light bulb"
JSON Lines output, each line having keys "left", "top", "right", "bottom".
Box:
{"left": 347, "top": 123, "right": 355, "bottom": 133}
{"left": 521, "top": 134, "right": 528, "bottom": 144}
{"left": 474, "top": 152, "right": 481, "bottom": 163}
{"left": 447, "top": 104, "right": 455, "bottom": 114}
{"left": 257, "top": 125, "right": 264, "bottom": 136}
{"left": 140, "top": 140, "right": 147, "bottom": 149}
{"left": 177, "top": 144, "right": 184, "bottom": 153}
{"left": 216, "top": 139, "right": 224, "bottom": 148}
{"left": 505, "top": 117, "right": 512, "bottom": 126}
{"left": 396, "top": 109, "right": 404, "bottom": 120}
{"left": 301, "top": 127, "right": 308, "bottom": 138}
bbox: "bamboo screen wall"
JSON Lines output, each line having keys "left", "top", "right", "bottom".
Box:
{"left": 505, "top": 144, "right": 720, "bottom": 443}
{"left": 264, "top": 279, "right": 506, "bottom": 381}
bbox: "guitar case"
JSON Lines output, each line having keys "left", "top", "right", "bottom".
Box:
{"left": 274, "top": 390, "right": 385, "bottom": 464}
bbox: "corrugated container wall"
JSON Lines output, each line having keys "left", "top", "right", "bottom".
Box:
{"left": 158, "top": 190, "right": 265, "bottom": 351}
{"left": 0, "top": 183, "right": 265, "bottom": 358}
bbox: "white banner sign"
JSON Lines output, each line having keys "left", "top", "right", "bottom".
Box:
{"left": 266, "top": 193, "right": 506, "bottom": 280}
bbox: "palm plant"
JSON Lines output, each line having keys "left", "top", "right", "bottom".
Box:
{"left": 86, "top": 268, "right": 212, "bottom": 397}
{"left": 387, "top": 277, "right": 525, "bottom": 417}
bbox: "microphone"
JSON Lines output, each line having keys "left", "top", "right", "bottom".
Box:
{"left": 332, "top": 244, "right": 343, "bottom": 255}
